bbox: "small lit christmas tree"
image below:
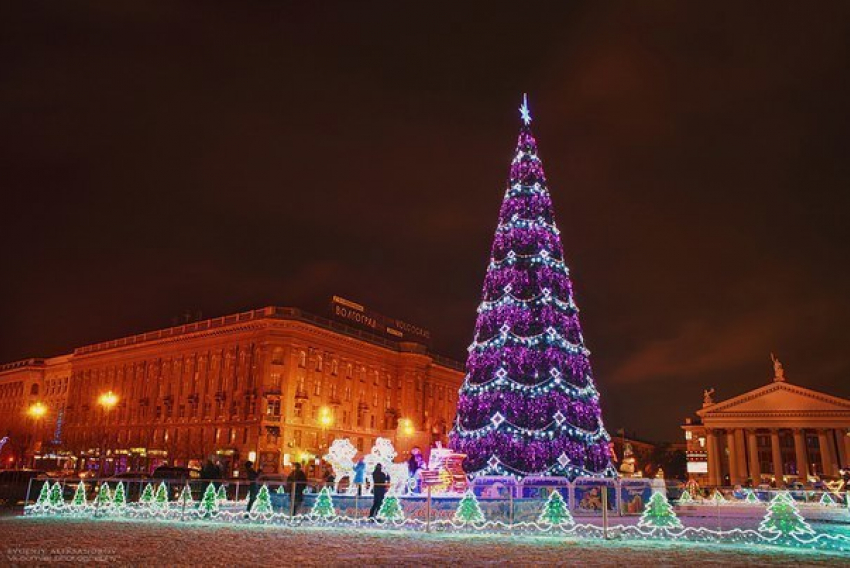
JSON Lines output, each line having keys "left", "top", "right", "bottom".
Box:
{"left": 34, "top": 481, "right": 50, "bottom": 509}
{"left": 275, "top": 485, "right": 287, "bottom": 495}
{"left": 377, "top": 495, "right": 404, "bottom": 521}
{"left": 178, "top": 484, "right": 194, "bottom": 507}
{"left": 71, "top": 481, "right": 87, "bottom": 509}
{"left": 677, "top": 488, "right": 694, "bottom": 504}
{"left": 200, "top": 483, "right": 219, "bottom": 518}
{"left": 819, "top": 492, "right": 836, "bottom": 506}
{"left": 538, "top": 490, "right": 574, "bottom": 526}
{"left": 140, "top": 483, "right": 154, "bottom": 506}
{"left": 217, "top": 484, "right": 227, "bottom": 502}
{"left": 112, "top": 482, "right": 126, "bottom": 511}
{"left": 250, "top": 485, "right": 273, "bottom": 517}
{"left": 744, "top": 489, "right": 760, "bottom": 504}
{"left": 638, "top": 490, "right": 682, "bottom": 529}
{"left": 153, "top": 482, "right": 169, "bottom": 513}
{"left": 759, "top": 492, "right": 815, "bottom": 537}
{"left": 454, "top": 490, "right": 485, "bottom": 523}
{"left": 95, "top": 483, "right": 112, "bottom": 513}
{"left": 48, "top": 482, "right": 64, "bottom": 510}
{"left": 709, "top": 489, "right": 726, "bottom": 503}
{"left": 311, "top": 487, "right": 335, "bottom": 518}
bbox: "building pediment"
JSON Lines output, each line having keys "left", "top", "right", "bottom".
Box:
{"left": 698, "top": 381, "right": 850, "bottom": 417}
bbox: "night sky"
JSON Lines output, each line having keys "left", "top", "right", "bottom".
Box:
{"left": 3, "top": 2, "right": 850, "bottom": 442}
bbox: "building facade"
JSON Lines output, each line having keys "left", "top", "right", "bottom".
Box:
{"left": 682, "top": 360, "right": 850, "bottom": 487}
{"left": 2, "top": 306, "right": 464, "bottom": 476}
{"left": 0, "top": 356, "right": 71, "bottom": 468}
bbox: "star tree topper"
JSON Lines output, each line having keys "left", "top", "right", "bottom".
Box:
{"left": 519, "top": 93, "right": 532, "bottom": 125}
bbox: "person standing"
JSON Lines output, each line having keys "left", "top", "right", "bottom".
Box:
{"left": 287, "top": 462, "right": 308, "bottom": 514}
{"left": 353, "top": 458, "right": 366, "bottom": 496}
{"left": 368, "top": 463, "right": 390, "bottom": 519}
{"left": 245, "top": 461, "right": 259, "bottom": 513}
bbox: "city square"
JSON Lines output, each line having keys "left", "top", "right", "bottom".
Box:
{"left": 2, "top": 2, "right": 850, "bottom": 566}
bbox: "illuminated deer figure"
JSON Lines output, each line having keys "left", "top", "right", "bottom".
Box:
{"left": 323, "top": 439, "right": 358, "bottom": 494}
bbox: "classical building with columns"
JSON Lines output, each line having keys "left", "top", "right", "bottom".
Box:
{"left": 682, "top": 359, "right": 850, "bottom": 487}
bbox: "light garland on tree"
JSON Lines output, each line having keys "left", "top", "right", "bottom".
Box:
{"left": 449, "top": 96, "right": 613, "bottom": 479}
{"left": 538, "top": 490, "right": 574, "bottom": 526}
{"left": 453, "top": 491, "right": 485, "bottom": 524}
{"left": 638, "top": 491, "right": 683, "bottom": 530}
{"left": 758, "top": 492, "right": 815, "bottom": 538}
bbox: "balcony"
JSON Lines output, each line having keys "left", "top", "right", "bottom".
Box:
{"left": 263, "top": 415, "right": 281, "bottom": 424}
{"left": 263, "top": 387, "right": 282, "bottom": 396}
{"left": 328, "top": 396, "right": 342, "bottom": 406}
{"left": 294, "top": 389, "right": 309, "bottom": 400}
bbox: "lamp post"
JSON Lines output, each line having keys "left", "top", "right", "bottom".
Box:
{"left": 27, "top": 402, "right": 47, "bottom": 468}
{"left": 97, "top": 391, "right": 119, "bottom": 477}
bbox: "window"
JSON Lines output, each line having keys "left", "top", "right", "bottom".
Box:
{"left": 298, "top": 351, "right": 307, "bottom": 368}
{"left": 331, "top": 360, "right": 338, "bottom": 375}
{"left": 313, "top": 379, "right": 321, "bottom": 396}
{"left": 271, "top": 347, "right": 284, "bottom": 365}
{"left": 372, "top": 392, "right": 378, "bottom": 407}
{"left": 346, "top": 363, "right": 353, "bottom": 378}
{"left": 270, "top": 373, "right": 281, "bottom": 388}
{"left": 344, "top": 386, "right": 352, "bottom": 401}
{"left": 370, "top": 415, "right": 376, "bottom": 428}
{"left": 386, "top": 376, "right": 392, "bottom": 389}
{"left": 267, "top": 399, "right": 281, "bottom": 416}
{"left": 315, "top": 356, "right": 323, "bottom": 372}
{"left": 294, "top": 403, "right": 303, "bottom": 418}
{"left": 294, "top": 430, "right": 302, "bottom": 447}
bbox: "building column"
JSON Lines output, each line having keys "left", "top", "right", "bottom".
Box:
{"left": 817, "top": 429, "right": 836, "bottom": 477}
{"left": 735, "top": 428, "right": 748, "bottom": 482}
{"left": 770, "top": 429, "right": 783, "bottom": 484}
{"left": 747, "top": 429, "right": 761, "bottom": 483}
{"left": 706, "top": 429, "right": 720, "bottom": 486}
{"left": 793, "top": 428, "right": 809, "bottom": 482}
{"left": 835, "top": 429, "right": 849, "bottom": 470}
{"left": 726, "top": 429, "right": 739, "bottom": 485}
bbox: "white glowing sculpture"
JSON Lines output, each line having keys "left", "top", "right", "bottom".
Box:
{"left": 323, "top": 439, "right": 357, "bottom": 494}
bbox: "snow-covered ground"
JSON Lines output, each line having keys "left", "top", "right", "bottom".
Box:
{"left": 1, "top": 516, "right": 848, "bottom": 567}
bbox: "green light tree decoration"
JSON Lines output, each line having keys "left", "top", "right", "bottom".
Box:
{"left": 677, "top": 488, "right": 694, "bottom": 504}
{"left": 638, "top": 490, "right": 682, "bottom": 529}
{"left": 200, "top": 483, "right": 219, "bottom": 518}
{"left": 709, "top": 489, "right": 726, "bottom": 503}
{"left": 538, "top": 489, "right": 574, "bottom": 526}
{"left": 454, "top": 490, "right": 485, "bottom": 524}
{"left": 819, "top": 492, "right": 836, "bottom": 506}
{"left": 311, "top": 487, "right": 336, "bottom": 518}
{"left": 34, "top": 481, "right": 50, "bottom": 510}
{"left": 71, "top": 481, "right": 87, "bottom": 510}
{"left": 140, "top": 483, "right": 154, "bottom": 507}
{"left": 217, "top": 484, "right": 227, "bottom": 503}
{"left": 744, "top": 489, "right": 760, "bottom": 504}
{"left": 153, "top": 482, "right": 169, "bottom": 514}
{"left": 275, "top": 485, "right": 287, "bottom": 495}
{"left": 48, "top": 482, "right": 64, "bottom": 511}
{"left": 250, "top": 484, "right": 273, "bottom": 517}
{"left": 112, "top": 482, "right": 127, "bottom": 511}
{"left": 178, "top": 484, "right": 194, "bottom": 508}
{"left": 759, "top": 492, "right": 815, "bottom": 538}
{"left": 377, "top": 495, "right": 404, "bottom": 521}
{"left": 95, "top": 483, "right": 112, "bottom": 515}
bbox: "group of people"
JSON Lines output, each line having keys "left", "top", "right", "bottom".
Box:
{"left": 243, "top": 460, "right": 391, "bottom": 519}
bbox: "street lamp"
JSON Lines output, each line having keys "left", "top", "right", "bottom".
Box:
{"left": 27, "top": 402, "right": 47, "bottom": 468}
{"left": 98, "top": 391, "right": 119, "bottom": 477}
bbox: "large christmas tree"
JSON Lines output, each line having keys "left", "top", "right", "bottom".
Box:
{"left": 449, "top": 95, "right": 614, "bottom": 479}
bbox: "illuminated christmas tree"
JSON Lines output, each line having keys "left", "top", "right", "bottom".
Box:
{"left": 71, "top": 481, "right": 87, "bottom": 508}
{"left": 454, "top": 490, "right": 485, "bottom": 523}
{"left": 217, "top": 484, "right": 228, "bottom": 502}
{"left": 112, "top": 482, "right": 126, "bottom": 510}
{"left": 311, "top": 487, "right": 335, "bottom": 518}
{"left": 538, "top": 489, "right": 573, "bottom": 525}
{"left": 638, "top": 491, "right": 682, "bottom": 529}
{"left": 819, "top": 492, "right": 836, "bottom": 506}
{"left": 48, "top": 482, "right": 64, "bottom": 510}
{"left": 251, "top": 485, "right": 273, "bottom": 516}
{"left": 677, "top": 488, "right": 694, "bottom": 504}
{"left": 153, "top": 482, "right": 169, "bottom": 513}
{"left": 759, "top": 492, "right": 815, "bottom": 537}
{"left": 178, "top": 484, "right": 194, "bottom": 507}
{"left": 744, "top": 489, "right": 760, "bottom": 504}
{"left": 34, "top": 481, "right": 50, "bottom": 509}
{"left": 95, "top": 483, "right": 112, "bottom": 512}
{"left": 140, "top": 483, "right": 154, "bottom": 506}
{"left": 377, "top": 495, "right": 404, "bottom": 521}
{"left": 449, "top": 95, "right": 613, "bottom": 479}
{"left": 200, "top": 483, "right": 219, "bottom": 518}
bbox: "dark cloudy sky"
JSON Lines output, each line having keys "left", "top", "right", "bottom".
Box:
{"left": 3, "top": 2, "right": 850, "bottom": 441}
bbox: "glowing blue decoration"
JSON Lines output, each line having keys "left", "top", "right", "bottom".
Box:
{"left": 519, "top": 93, "right": 532, "bottom": 125}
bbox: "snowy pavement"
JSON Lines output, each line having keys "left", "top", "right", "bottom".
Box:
{"left": 1, "top": 516, "right": 849, "bottom": 567}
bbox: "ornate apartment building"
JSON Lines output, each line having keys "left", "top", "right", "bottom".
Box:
{"left": 1, "top": 306, "right": 464, "bottom": 476}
